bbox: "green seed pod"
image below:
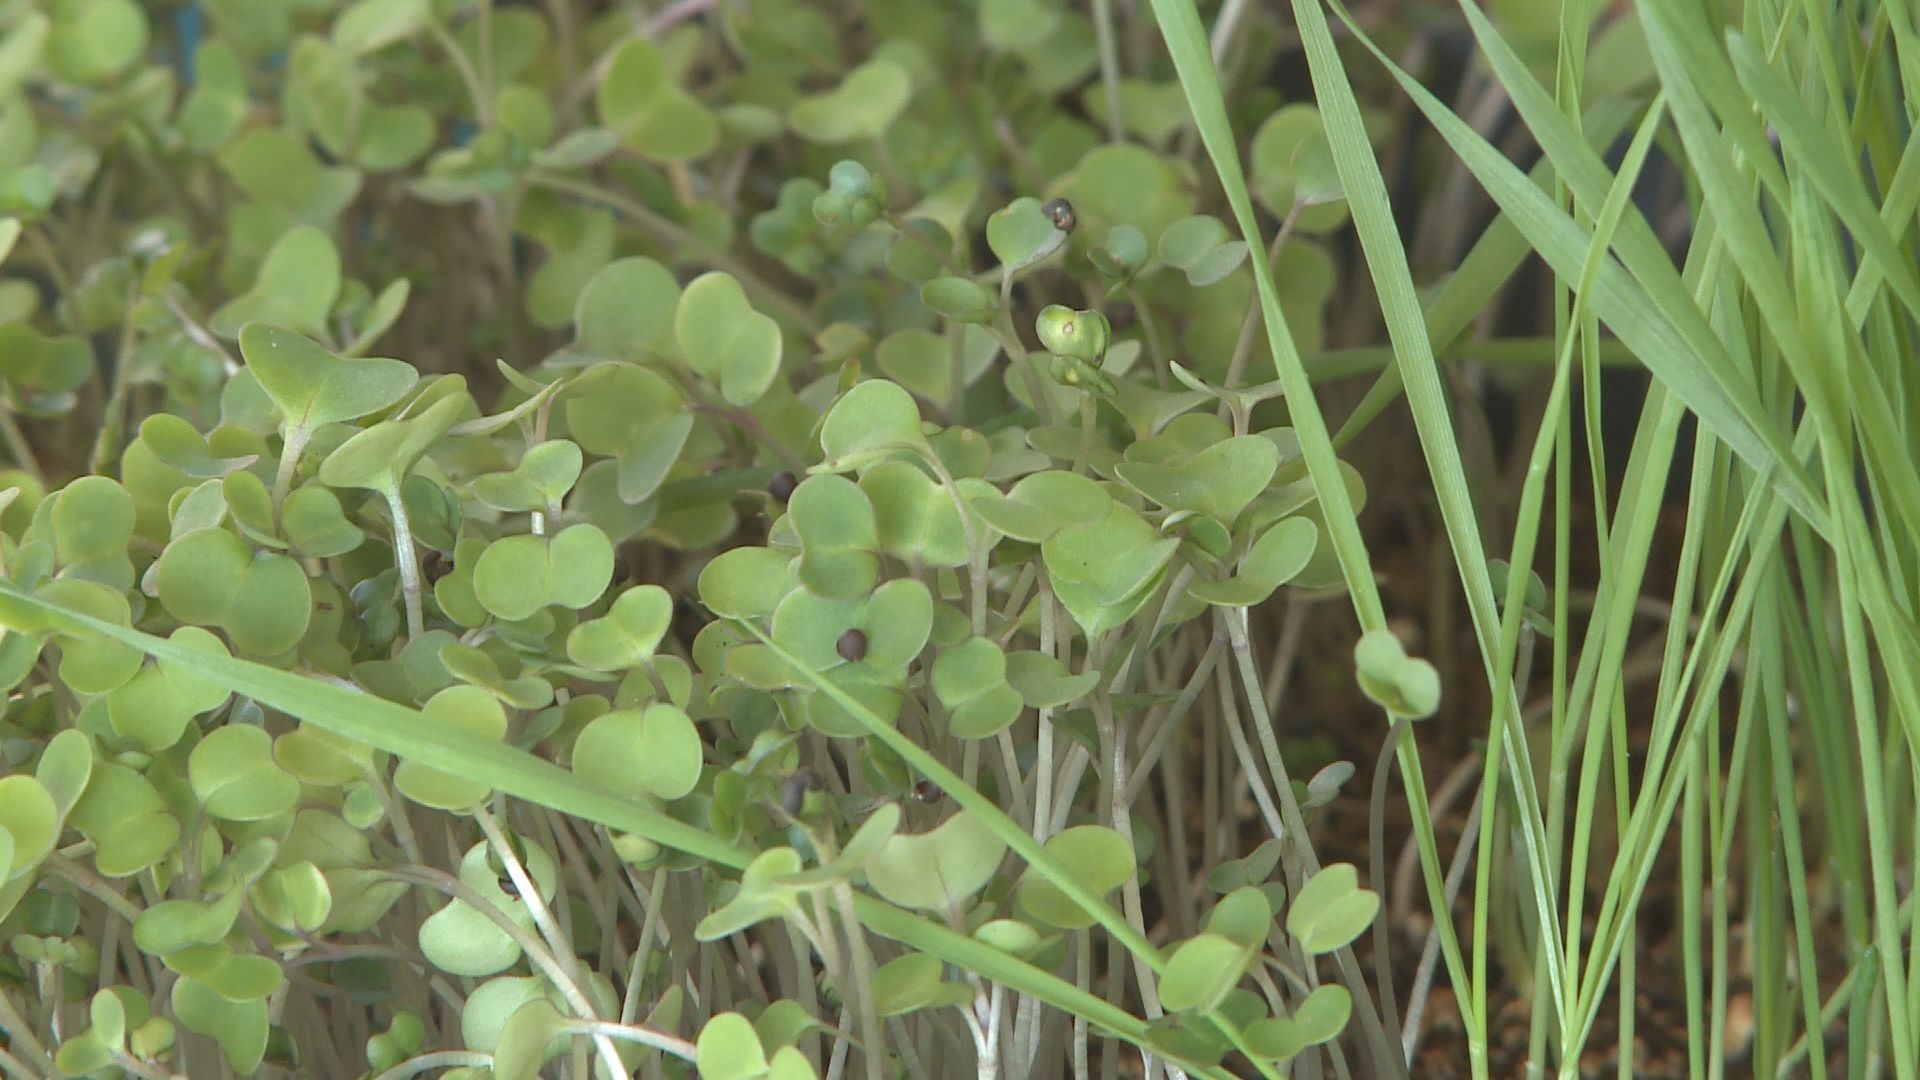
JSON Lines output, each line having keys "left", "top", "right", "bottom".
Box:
{"left": 816, "top": 161, "right": 886, "bottom": 230}
{"left": 1035, "top": 304, "right": 1112, "bottom": 365}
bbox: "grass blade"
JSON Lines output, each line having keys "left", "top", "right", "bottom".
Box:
{"left": 0, "top": 581, "right": 1237, "bottom": 1077}
{"left": 1331, "top": 96, "right": 1639, "bottom": 448}
{"left": 1725, "top": 34, "right": 1920, "bottom": 327}
{"left": 1138, "top": 0, "right": 1383, "bottom": 631}
{"left": 1144, "top": 0, "right": 1499, "bottom": 1069}
{"left": 1287, "top": 0, "right": 1587, "bottom": 1047}
{"left": 1331, "top": 0, "right": 1829, "bottom": 536}
{"left": 733, "top": 619, "right": 1282, "bottom": 1079}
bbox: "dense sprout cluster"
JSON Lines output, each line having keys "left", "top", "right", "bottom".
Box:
{"left": 0, "top": 1, "right": 1454, "bottom": 1077}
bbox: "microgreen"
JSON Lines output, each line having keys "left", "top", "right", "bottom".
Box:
{"left": 0, "top": 2, "right": 1899, "bottom": 1079}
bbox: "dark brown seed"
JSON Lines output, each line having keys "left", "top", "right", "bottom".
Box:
{"left": 1041, "top": 197, "right": 1077, "bottom": 233}
{"left": 780, "top": 768, "right": 820, "bottom": 814}
{"left": 910, "top": 779, "right": 941, "bottom": 802}
{"left": 836, "top": 628, "right": 868, "bottom": 662}
{"left": 497, "top": 876, "right": 519, "bottom": 899}
{"left": 420, "top": 550, "right": 452, "bottom": 584}
{"left": 768, "top": 470, "right": 798, "bottom": 502}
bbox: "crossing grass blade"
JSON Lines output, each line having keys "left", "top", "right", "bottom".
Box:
{"left": 1142, "top": 0, "right": 1524, "bottom": 1066}
{"left": 732, "top": 619, "right": 1285, "bottom": 1080}
{"left": 1292, "top": 0, "right": 1581, "bottom": 1046}
{"left": 1137, "top": 0, "right": 1383, "bottom": 631}
{"left": 1324, "top": 0, "right": 1828, "bottom": 538}
{"left": 1154, "top": 0, "right": 1920, "bottom": 1074}
{"left": 0, "top": 580, "right": 1244, "bottom": 1079}
{"left": 1330, "top": 96, "right": 1638, "bottom": 448}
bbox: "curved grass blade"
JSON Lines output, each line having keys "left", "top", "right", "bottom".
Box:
{"left": 732, "top": 620, "right": 1282, "bottom": 1080}
{"left": 0, "top": 581, "right": 1237, "bottom": 1078}
{"left": 1296, "top": 0, "right": 1576, "bottom": 1036}
{"left": 1725, "top": 34, "right": 1920, "bottom": 328}
{"left": 1136, "top": 0, "right": 1384, "bottom": 631}
{"left": 0, "top": 581, "right": 753, "bottom": 869}
{"left": 1332, "top": 97, "right": 1639, "bottom": 448}
{"left": 1142, "top": 0, "right": 1482, "bottom": 1066}
{"left": 1327, "top": 0, "right": 1828, "bottom": 538}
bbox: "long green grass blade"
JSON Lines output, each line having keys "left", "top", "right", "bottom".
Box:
{"left": 1289, "top": 0, "right": 1589, "bottom": 1047}
{"left": 0, "top": 583, "right": 754, "bottom": 870}
{"left": 733, "top": 620, "right": 1282, "bottom": 1079}
{"left": 1331, "top": 97, "right": 1639, "bottom": 447}
{"left": 1143, "top": 4, "right": 1491, "bottom": 1072}
{"left": 1139, "top": 0, "right": 1382, "bottom": 630}
{"left": 0, "top": 581, "right": 1236, "bottom": 1077}
{"left": 1725, "top": 34, "right": 1920, "bottom": 326}
{"left": 1330, "top": 0, "right": 1829, "bottom": 537}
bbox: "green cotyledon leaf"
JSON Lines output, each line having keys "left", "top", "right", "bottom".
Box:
{"left": 0, "top": 579, "right": 1247, "bottom": 1080}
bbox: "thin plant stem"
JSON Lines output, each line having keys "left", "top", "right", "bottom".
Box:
{"left": 563, "top": 1019, "right": 697, "bottom": 1061}
{"left": 1073, "top": 933, "right": 1091, "bottom": 1080}
{"left": 1013, "top": 584, "right": 1060, "bottom": 1073}
{"left": 164, "top": 296, "right": 240, "bottom": 375}
{"left": 1207, "top": 0, "right": 1251, "bottom": 64}
{"left": 87, "top": 288, "right": 140, "bottom": 475}
{"left": 382, "top": 482, "right": 426, "bottom": 642}
{"left": 108, "top": 1052, "right": 180, "bottom": 1080}
{"left": 43, "top": 853, "right": 142, "bottom": 924}
{"left": 1122, "top": 285, "right": 1172, "bottom": 390}
{"left": 427, "top": 22, "right": 493, "bottom": 127}
{"left": 1121, "top": 639, "right": 1223, "bottom": 804}
{"left": 643, "top": 0, "right": 722, "bottom": 37}
{"left": 475, "top": 807, "right": 585, "bottom": 987}
{"left": 620, "top": 865, "right": 670, "bottom": 1026}
{"left": 831, "top": 885, "right": 887, "bottom": 1080}
{"left": 1398, "top": 787, "right": 1481, "bottom": 1064}
{"left": 0, "top": 405, "right": 41, "bottom": 487}
{"left": 885, "top": 212, "right": 968, "bottom": 278}
{"left": 1090, "top": 0, "right": 1125, "bottom": 142}
{"left": 1211, "top": 655, "right": 1285, "bottom": 843}
{"left": 1218, "top": 213, "right": 1300, "bottom": 406}
{"left": 825, "top": 1004, "right": 854, "bottom": 1080}
{"left": 270, "top": 425, "right": 311, "bottom": 520}
{"left": 0, "top": 989, "right": 53, "bottom": 1077}
{"left": 540, "top": 0, "right": 578, "bottom": 106}
{"left": 378, "top": 865, "right": 627, "bottom": 1079}
{"left": 918, "top": 448, "right": 988, "bottom": 636}
{"left": 1071, "top": 396, "right": 1097, "bottom": 474}
{"left": 371, "top": 1052, "right": 492, "bottom": 1080}
{"left": 993, "top": 281, "right": 1059, "bottom": 427}
{"left": 948, "top": 324, "right": 969, "bottom": 424}
{"left": 1223, "top": 608, "right": 1407, "bottom": 1080}
{"left": 1091, "top": 690, "right": 1166, "bottom": 1022}
{"left": 475, "top": 0, "right": 494, "bottom": 94}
